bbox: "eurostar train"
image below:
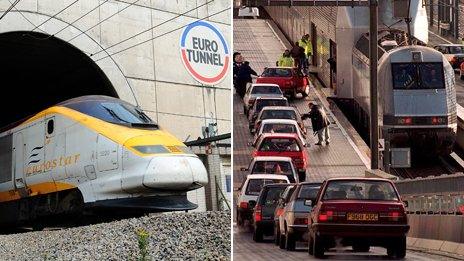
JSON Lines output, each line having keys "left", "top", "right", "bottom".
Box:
{"left": 352, "top": 29, "right": 457, "bottom": 159}
{"left": 0, "top": 95, "right": 208, "bottom": 228}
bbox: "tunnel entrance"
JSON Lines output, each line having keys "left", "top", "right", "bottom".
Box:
{"left": 0, "top": 31, "right": 118, "bottom": 129}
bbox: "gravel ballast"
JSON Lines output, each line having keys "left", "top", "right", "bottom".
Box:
{"left": 0, "top": 211, "right": 231, "bottom": 260}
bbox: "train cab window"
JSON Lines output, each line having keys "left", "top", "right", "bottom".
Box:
{"left": 60, "top": 96, "right": 158, "bottom": 128}
{"left": 392, "top": 63, "right": 444, "bottom": 89}
{"left": 47, "top": 120, "right": 54, "bottom": 135}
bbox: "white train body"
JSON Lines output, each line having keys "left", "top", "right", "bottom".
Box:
{"left": 0, "top": 96, "right": 208, "bottom": 227}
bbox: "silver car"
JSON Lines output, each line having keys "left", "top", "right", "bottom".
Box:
{"left": 243, "top": 83, "right": 283, "bottom": 116}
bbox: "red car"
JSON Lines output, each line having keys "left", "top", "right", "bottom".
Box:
{"left": 252, "top": 133, "right": 308, "bottom": 181}
{"left": 256, "top": 67, "right": 310, "bottom": 99}
{"left": 307, "top": 178, "right": 409, "bottom": 258}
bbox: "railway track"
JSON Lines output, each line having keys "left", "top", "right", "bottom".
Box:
{"left": 390, "top": 153, "right": 464, "bottom": 179}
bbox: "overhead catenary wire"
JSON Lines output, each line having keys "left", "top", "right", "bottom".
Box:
{"left": 0, "top": 0, "right": 20, "bottom": 20}
{"left": 93, "top": 7, "right": 229, "bottom": 62}
{"left": 67, "top": 0, "right": 141, "bottom": 42}
{"left": 53, "top": 0, "right": 109, "bottom": 37}
{"left": 31, "top": 0, "right": 79, "bottom": 31}
{"left": 91, "top": 0, "right": 214, "bottom": 57}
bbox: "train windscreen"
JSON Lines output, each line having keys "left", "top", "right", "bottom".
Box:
{"left": 391, "top": 63, "right": 444, "bottom": 89}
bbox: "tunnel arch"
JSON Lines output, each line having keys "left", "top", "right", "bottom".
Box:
{"left": 0, "top": 30, "right": 123, "bottom": 128}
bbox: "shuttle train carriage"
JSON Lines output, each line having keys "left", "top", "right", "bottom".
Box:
{"left": 0, "top": 95, "right": 208, "bottom": 228}
{"left": 352, "top": 29, "right": 457, "bottom": 161}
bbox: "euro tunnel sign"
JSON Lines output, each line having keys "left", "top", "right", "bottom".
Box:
{"left": 180, "top": 21, "right": 230, "bottom": 85}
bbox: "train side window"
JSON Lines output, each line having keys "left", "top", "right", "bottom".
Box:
{"left": 47, "top": 119, "right": 54, "bottom": 135}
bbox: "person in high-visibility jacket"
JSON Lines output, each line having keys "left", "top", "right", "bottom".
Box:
{"left": 299, "top": 34, "right": 312, "bottom": 70}
{"left": 277, "top": 50, "right": 294, "bottom": 67}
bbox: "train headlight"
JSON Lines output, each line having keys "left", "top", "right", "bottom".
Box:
{"left": 132, "top": 145, "right": 170, "bottom": 154}
{"left": 432, "top": 117, "right": 446, "bottom": 124}
{"left": 398, "top": 117, "right": 412, "bottom": 125}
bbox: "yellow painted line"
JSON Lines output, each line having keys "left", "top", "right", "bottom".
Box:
{"left": 0, "top": 182, "right": 75, "bottom": 203}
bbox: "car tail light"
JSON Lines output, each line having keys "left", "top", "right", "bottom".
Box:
{"left": 239, "top": 202, "right": 248, "bottom": 209}
{"left": 318, "top": 210, "right": 345, "bottom": 222}
{"left": 432, "top": 117, "right": 446, "bottom": 125}
{"left": 276, "top": 208, "right": 284, "bottom": 217}
{"left": 451, "top": 56, "right": 457, "bottom": 64}
{"left": 254, "top": 205, "right": 262, "bottom": 222}
{"left": 398, "top": 117, "right": 412, "bottom": 125}
{"left": 294, "top": 218, "right": 308, "bottom": 225}
{"left": 380, "top": 211, "right": 404, "bottom": 221}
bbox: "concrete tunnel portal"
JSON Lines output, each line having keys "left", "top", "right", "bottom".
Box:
{"left": 0, "top": 31, "right": 118, "bottom": 129}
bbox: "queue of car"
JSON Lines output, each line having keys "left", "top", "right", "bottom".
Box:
{"left": 235, "top": 68, "right": 410, "bottom": 259}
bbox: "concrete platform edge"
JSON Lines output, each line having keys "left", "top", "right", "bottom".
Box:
{"left": 407, "top": 237, "right": 464, "bottom": 260}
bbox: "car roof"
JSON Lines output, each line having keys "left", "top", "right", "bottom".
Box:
{"left": 261, "top": 119, "right": 298, "bottom": 124}
{"left": 300, "top": 182, "right": 323, "bottom": 186}
{"left": 325, "top": 177, "right": 392, "bottom": 182}
{"left": 263, "top": 183, "right": 293, "bottom": 188}
{"left": 435, "top": 44, "right": 464, "bottom": 47}
{"left": 253, "top": 156, "right": 293, "bottom": 162}
{"left": 251, "top": 83, "right": 280, "bottom": 87}
{"left": 261, "top": 106, "right": 297, "bottom": 111}
{"left": 260, "top": 133, "right": 299, "bottom": 139}
{"left": 246, "top": 174, "right": 289, "bottom": 180}
{"left": 256, "top": 96, "right": 288, "bottom": 101}
{"left": 264, "top": 67, "right": 293, "bottom": 69}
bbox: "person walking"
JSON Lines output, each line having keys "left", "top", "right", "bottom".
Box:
{"left": 233, "top": 52, "right": 243, "bottom": 90}
{"left": 302, "top": 102, "right": 330, "bottom": 145}
{"left": 277, "top": 50, "right": 294, "bottom": 67}
{"left": 236, "top": 61, "right": 257, "bottom": 99}
{"left": 290, "top": 42, "right": 305, "bottom": 70}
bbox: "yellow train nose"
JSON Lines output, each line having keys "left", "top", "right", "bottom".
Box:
{"left": 143, "top": 155, "right": 208, "bottom": 190}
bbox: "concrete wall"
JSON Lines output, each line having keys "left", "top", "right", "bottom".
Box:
{"left": 0, "top": 0, "right": 231, "bottom": 141}
{"left": 408, "top": 215, "right": 464, "bottom": 243}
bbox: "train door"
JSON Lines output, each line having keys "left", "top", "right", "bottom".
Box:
{"left": 329, "top": 40, "right": 337, "bottom": 94}
{"left": 44, "top": 116, "right": 66, "bottom": 180}
{"left": 13, "top": 132, "right": 27, "bottom": 191}
{"left": 311, "top": 23, "right": 317, "bottom": 66}
{"left": 97, "top": 134, "right": 119, "bottom": 172}
{"left": 24, "top": 121, "right": 45, "bottom": 186}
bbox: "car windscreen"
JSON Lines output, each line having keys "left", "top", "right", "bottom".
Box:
{"left": 251, "top": 85, "right": 282, "bottom": 95}
{"left": 262, "top": 68, "right": 292, "bottom": 77}
{"left": 261, "top": 186, "right": 288, "bottom": 207}
{"left": 297, "top": 184, "right": 321, "bottom": 200}
{"left": 322, "top": 180, "right": 399, "bottom": 201}
{"left": 262, "top": 123, "right": 297, "bottom": 134}
{"left": 246, "top": 179, "right": 287, "bottom": 196}
{"left": 256, "top": 100, "right": 288, "bottom": 112}
{"left": 391, "top": 62, "right": 445, "bottom": 89}
{"left": 261, "top": 110, "right": 297, "bottom": 120}
{"left": 449, "top": 46, "right": 464, "bottom": 54}
{"left": 251, "top": 161, "right": 294, "bottom": 175}
{"left": 259, "top": 138, "right": 301, "bottom": 152}
{"left": 63, "top": 100, "right": 156, "bottom": 126}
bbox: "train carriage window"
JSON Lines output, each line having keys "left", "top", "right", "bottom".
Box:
{"left": 47, "top": 119, "right": 54, "bottom": 135}
{"left": 419, "top": 63, "right": 445, "bottom": 89}
{"left": 392, "top": 63, "right": 417, "bottom": 89}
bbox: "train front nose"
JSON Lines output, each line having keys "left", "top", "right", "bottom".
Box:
{"left": 143, "top": 156, "right": 208, "bottom": 190}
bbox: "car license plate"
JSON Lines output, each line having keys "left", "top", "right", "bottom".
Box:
{"left": 347, "top": 213, "right": 378, "bottom": 221}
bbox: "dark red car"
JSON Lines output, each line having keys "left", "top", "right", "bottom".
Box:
{"left": 307, "top": 178, "right": 409, "bottom": 258}
{"left": 256, "top": 67, "right": 310, "bottom": 99}
{"left": 252, "top": 133, "right": 308, "bottom": 181}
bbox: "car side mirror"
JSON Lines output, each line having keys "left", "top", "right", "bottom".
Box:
{"left": 249, "top": 200, "right": 257, "bottom": 209}
{"left": 240, "top": 167, "right": 248, "bottom": 171}
{"left": 403, "top": 200, "right": 409, "bottom": 208}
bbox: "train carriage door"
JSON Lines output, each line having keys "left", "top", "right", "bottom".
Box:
{"left": 44, "top": 116, "right": 66, "bottom": 180}
{"left": 97, "top": 134, "right": 118, "bottom": 172}
{"left": 329, "top": 40, "right": 337, "bottom": 94}
{"left": 24, "top": 121, "right": 45, "bottom": 185}
{"left": 311, "top": 23, "right": 317, "bottom": 66}
{"left": 13, "top": 132, "right": 26, "bottom": 190}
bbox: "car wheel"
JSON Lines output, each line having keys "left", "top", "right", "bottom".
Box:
{"left": 313, "top": 234, "right": 325, "bottom": 258}
{"left": 308, "top": 234, "right": 314, "bottom": 255}
{"left": 387, "top": 236, "right": 406, "bottom": 259}
{"left": 285, "top": 231, "right": 296, "bottom": 251}
{"left": 237, "top": 210, "right": 243, "bottom": 227}
{"left": 352, "top": 243, "right": 370, "bottom": 252}
{"left": 279, "top": 234, "right": 286, "bottom": 249}
{"left": 243, "top": 106, "right": 247, "bottom": 115}
{"left": 274, "top": 223, "right": 280, "bottom": 246}
{"left": 301, "top": 85, "right": 309, "bottom": 97}
{"left": 252, "top": 226, "right": 263, "bottom": 242}
{"left": 290, "top": 89, "right": 298, "bottom": 100}
{"left": 298, "top": 171, "right": 306, "bottom": 182}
